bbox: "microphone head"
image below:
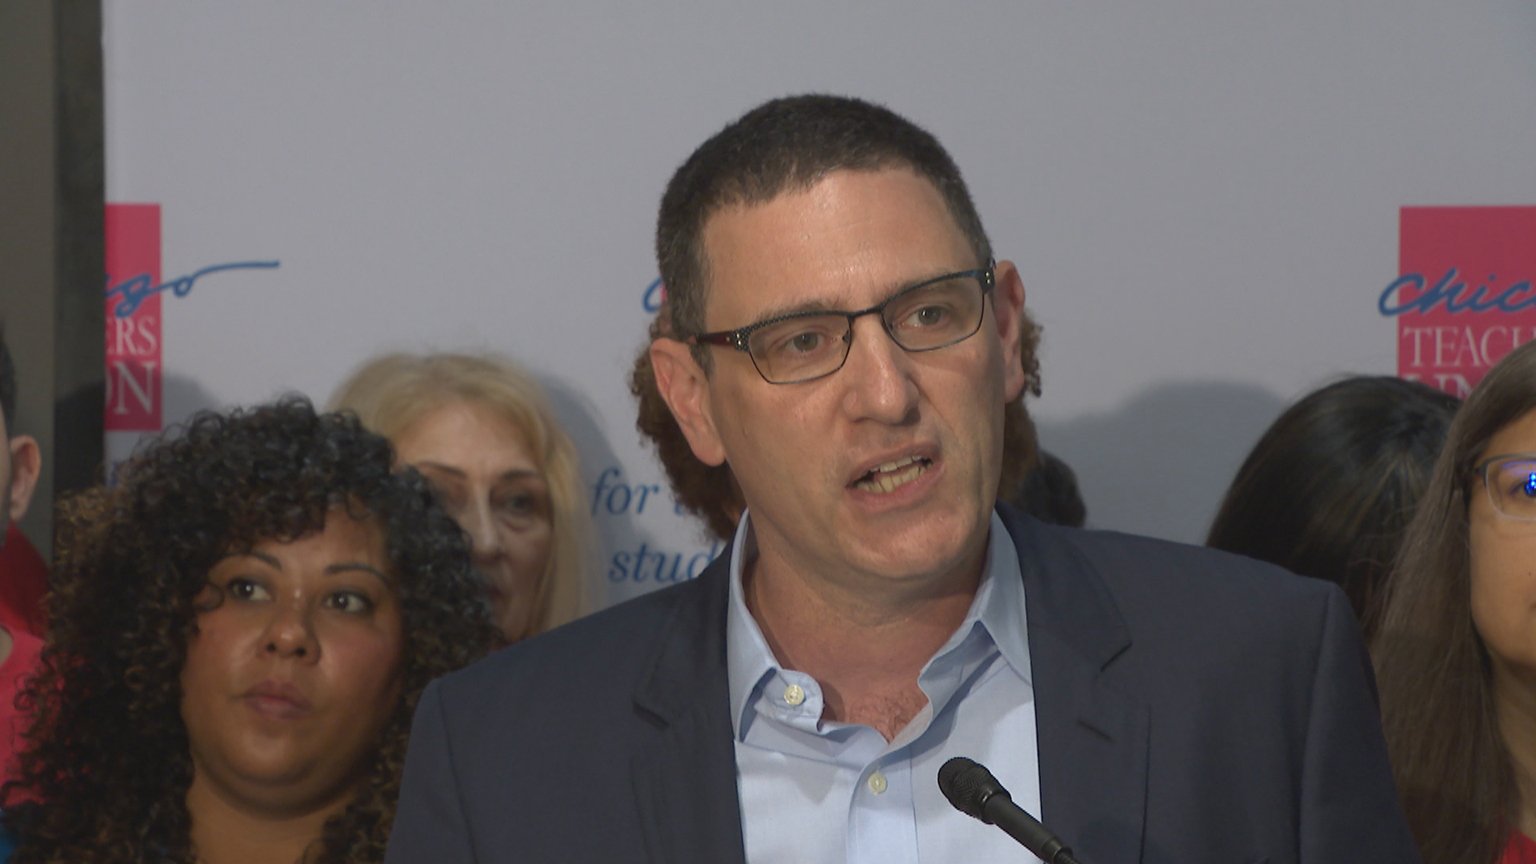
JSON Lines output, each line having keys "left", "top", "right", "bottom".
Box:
{"left": 938, "top": 756, "right": 1010, "bottom": 824}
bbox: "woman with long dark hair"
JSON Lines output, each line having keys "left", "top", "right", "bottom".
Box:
{"left": 1208, "top": 375, "right": 1459, "bottom": 637}
{"left": 1375, "top": 343, "right": 1536, "bottom": 864}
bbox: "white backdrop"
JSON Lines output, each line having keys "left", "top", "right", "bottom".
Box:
{"left": 101, "top": 1, "right": 1536, "bottom": 610}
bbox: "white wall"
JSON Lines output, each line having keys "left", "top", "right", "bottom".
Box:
{"left": 102, "top": 1, "right": 1536, "bottom": 608}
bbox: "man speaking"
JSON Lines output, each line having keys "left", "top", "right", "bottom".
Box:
{"left": 387, "top": 94, "right": 1418, "bottom": 863}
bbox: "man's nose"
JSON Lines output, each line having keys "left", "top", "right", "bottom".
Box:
{"left": 839, "top": 315, "right": 920, "bottom": 424}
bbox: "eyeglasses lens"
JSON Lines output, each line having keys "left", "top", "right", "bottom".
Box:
{"left": 747, "top": 314, "right": 850, "bottom": 384}
{"left": 745, "top": 276, "right": 985, "bottom": 384}
{"left": 1488, "top": 458, "right": 1536, "bottom": 520}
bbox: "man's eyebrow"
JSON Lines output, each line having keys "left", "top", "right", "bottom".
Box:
{"left": 741, "top": 296, "right": 845, "bottom": 328}
{"left": 737, "top": 268, "right": 965, "bottom": 328}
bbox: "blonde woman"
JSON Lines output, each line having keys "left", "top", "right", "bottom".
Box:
{"left": 331, "top": 352, "right": 589, "bottom": 643}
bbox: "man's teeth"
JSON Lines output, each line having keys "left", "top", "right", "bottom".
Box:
{"left": 856, "top": 456, "right": 927, "bottom": 493}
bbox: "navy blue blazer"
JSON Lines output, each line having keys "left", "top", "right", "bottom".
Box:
{"left": 386, "top": 507, "right": 1419, "bottom": 863}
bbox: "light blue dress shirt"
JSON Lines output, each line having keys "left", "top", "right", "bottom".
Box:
{"left": 727, "top": 511, "right": 1043, "bottom": 864}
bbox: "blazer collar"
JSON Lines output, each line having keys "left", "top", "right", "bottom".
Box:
{"left": 629, "top": 550, "right": 749, "bottom": 864}
{"left": 1001, "top": 505, "right": 1132, "bottom": 669}
{"left": 627, "top": 510, "right": 1150, "bottom": 863}
{"left": 1001, "top": 505, "right": 1149, "bottom": 864}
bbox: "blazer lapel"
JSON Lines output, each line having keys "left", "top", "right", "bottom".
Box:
{"left": 619, "top": 510, "right": 1147, "bottom": 863}
{"left": 629, "top": 554, "right": 749, "bottom": 864}
{"left": 1004, "top": 508, "right": 1150, "bottom": 864}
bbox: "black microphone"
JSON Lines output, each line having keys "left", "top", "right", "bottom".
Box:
{"left": 938, "top": 756, "right": 1085, "bottom": 864}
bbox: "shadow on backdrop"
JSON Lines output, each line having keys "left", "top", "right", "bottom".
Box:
{"left": 103, "top": 373, "right": 221, "bottom": 483}
{"left": 1035, "top": 380, "right": 1286, "bottom": 545}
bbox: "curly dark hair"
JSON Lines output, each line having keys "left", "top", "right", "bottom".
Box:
{"left": 2, "top": 397, "right": 497, "bottom": 863}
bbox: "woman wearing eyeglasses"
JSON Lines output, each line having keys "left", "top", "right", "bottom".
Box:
{"left": 1374, "top": 339, "right": 1536, "bottom": 864}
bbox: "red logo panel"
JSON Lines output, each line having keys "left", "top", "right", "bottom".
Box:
{"left": 1384, "top": 207, "right": 1536, "bottom": 397}
{"left": 104, "top": 204, "right": 163, "bottom": 431}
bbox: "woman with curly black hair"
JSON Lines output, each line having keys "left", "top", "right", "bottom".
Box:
{"left": 0, "top": 397, "right": 497, "bottom": 863}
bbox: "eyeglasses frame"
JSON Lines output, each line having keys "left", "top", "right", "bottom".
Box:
{"left": 687, "top": 260, "right": 998, "bottom": 385}
{"left": 1473, "top": 451, "right": 1536, "bottom": 522}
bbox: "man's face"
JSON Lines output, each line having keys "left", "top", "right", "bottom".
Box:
{"left": 656, "top": 168, "right": 1027, "bottom": 595}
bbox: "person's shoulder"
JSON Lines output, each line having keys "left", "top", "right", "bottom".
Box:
{"left": 1013, "top": 514, "right": 1366, "bottom": 715}
{"left": 1028, "top": 515, "right": 1337, "bottom": 608}
{"left": 430, "top": 570, "right": 721, "bottom": 713}
{"left": 406, "top": 569, "right": 733, "bottom": 779}
{"left": 1009, "top": 511, "right": 1350, "bottom": 661}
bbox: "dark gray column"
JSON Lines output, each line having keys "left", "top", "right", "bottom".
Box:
{"left": 0, "top": 0, "right": 104, "bottom": 560}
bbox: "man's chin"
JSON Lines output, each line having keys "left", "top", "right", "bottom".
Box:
{"left": 846, "top": 520, "right": 988, "bottom": 587}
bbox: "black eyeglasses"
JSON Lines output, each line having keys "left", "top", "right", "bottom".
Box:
{"left": 1475, "top": 453, "right": 1536, "bottom": 522}
{"left": 688, "top": 261, "right": 996, "bottom": 384}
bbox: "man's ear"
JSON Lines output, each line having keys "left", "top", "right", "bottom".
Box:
{"left": 992, "top": 260, "right": 1029, "bottom": 402}
{"left": 6, "top": 435, "right": 40, "bottom": 523}
{"left": 649, "top": 339, "right": 728, "bottom": 467}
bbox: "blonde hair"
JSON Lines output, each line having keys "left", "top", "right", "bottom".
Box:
{"left": 329, "top": 352, "right": 588, "bottom": 637}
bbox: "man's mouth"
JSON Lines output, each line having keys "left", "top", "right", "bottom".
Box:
{"left": 853, "top": 455, "right": 932, "bottom": 494}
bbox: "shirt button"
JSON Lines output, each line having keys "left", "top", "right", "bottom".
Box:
{"left": 783, "top": 684, "right": 806, "bottom": 706}
{"left": 867, "top": 771, "right": 888, "bottom": 795}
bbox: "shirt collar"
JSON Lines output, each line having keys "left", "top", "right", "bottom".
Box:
{"left": 725, "top": 508, "right": 1030, "bottom": 741}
